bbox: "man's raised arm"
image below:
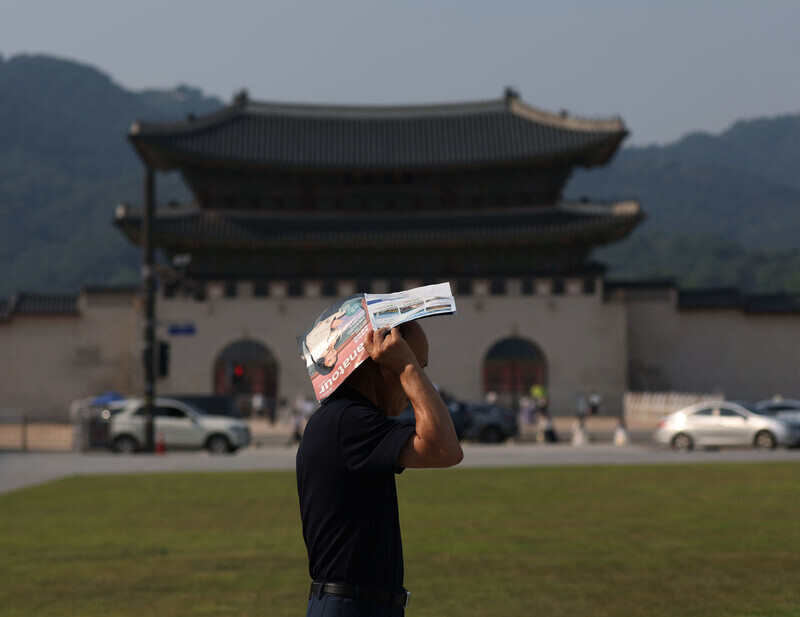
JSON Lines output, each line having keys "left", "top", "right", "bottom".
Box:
{"left": 397, "top": 361, "right": 463, "bottom": 468}
{"left": 365, "top": 324, "right": 463, "bottom": 469}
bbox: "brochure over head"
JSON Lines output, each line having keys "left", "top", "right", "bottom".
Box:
{"left": 297, "top": 283, "right": 457, "bottom": 401}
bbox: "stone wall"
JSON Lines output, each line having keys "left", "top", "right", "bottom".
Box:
{"left": 622, "top": 286, "right": 800, "bottom": 401}
{"left": 0, "top": 290, "right": 140, "bottom": 415}
{"left": 6, "top": 278, "right": 797, "bottom": 419}
{"left": 154, "top": 276, "right": 627, "bottom": 416}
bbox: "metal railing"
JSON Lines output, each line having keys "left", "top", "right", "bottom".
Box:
{"left": 0, "top": 412, "right": 75, "bottom": 451}
{"left": 623, "top": 391, "right": 724, "bottom": 425}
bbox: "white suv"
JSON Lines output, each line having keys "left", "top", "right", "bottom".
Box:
{"left": 109, "top": 397, "right": 251, "bottom": 454}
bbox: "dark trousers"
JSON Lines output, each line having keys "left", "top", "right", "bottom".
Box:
{"left": 306, "top": 593, "right": 405, "bottom": 617}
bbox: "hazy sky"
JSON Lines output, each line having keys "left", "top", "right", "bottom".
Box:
{"left": 2, "top": 0, "right": 799, "bottom": 146}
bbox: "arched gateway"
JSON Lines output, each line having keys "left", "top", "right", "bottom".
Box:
{"left": 213, "top": 339, "right": 278, "bottom": 416}
{"left": 482, "top": 337, "right": 547, "bottom": 409}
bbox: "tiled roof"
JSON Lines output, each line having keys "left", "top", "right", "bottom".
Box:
{"left": 129, "top": 94, "right": 628, "bottom": 171}
{"left": 744, "top": 294, "right": 800, "bottom": 314}
{"left": 14, "top": 293, "right": 79, "bottom": 315}
{"left": 604, "top": 279, "right": 676, "bottom": 291}
{"left": 114, "top": 201, "right": 644, "bottom": 249}
{"left": 678, "top": 288, "right": 800, "bottom": 314}
{"left": 603, "top": 279, "right": 676, "bottom": 302}
{"left": 678, "top": 288, "right": 742, "bottom": 309}
{"left": 80, "top": 285, "right": 139, "bottom": 295}
{"left": 0, "top": 293, "right": 80, "bottom": 322}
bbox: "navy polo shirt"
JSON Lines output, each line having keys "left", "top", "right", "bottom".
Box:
{"left": 296, "top": 385, "right": 416, "bottom": 591}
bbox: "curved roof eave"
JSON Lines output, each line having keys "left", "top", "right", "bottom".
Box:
{"left": 128, "top": 95, "right": 628, "bottom": 172}
{"left": 113, "top": 200, "right": 644, "bottom": 251}
{"left": 128, "top": 139, "right": 627, "bottom": 173}
{"left": 130, "top": 95, "right": 624, "bottom": 134}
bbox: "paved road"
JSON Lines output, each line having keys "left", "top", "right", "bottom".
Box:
{"left": 3, "top": 441, "right": 800, "bottom": 495}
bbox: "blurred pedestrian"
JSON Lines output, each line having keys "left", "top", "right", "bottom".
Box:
{"left": 537, "top": 409, "right": 558, "bottom": 443}
{"left": 251, "top": 392, "right": 265, "bottom": 418}
{"left": 588, "top": 389, "right": 602, "bottom": 416}
{"left": 531, "top": 384, "right": 548, "bottom": 414}
{"left": 519, "top": 395, "right": 535, "bottom": 434}
{"left": 287, "top": 408, "right": 304, "bottom": 446}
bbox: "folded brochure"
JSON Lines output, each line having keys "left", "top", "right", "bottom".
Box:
{"left": 298, "top": 282, "right": 457, "bottom": 402}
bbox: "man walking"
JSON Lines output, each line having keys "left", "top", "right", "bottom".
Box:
{"left": 296, "top": 322, "right": 463, "bottom": 616}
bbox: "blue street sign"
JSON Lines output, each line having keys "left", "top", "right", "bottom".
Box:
{"left": 167, "top": 323, "right": 196, "bottom": 336}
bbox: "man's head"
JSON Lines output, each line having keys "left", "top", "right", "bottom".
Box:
{"left": 345, "top": 321, "right": 429, "bottom": 416}
{"left": 399, "top": 320, "right": 429, "bottom": 366}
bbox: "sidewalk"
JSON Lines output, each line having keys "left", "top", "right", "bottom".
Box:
{"left": 517, "top": 415, "right": 654, "bottom": 445}
{"left": 252, "top": 414, "right": 656, "bottom": 447}
{"left": 248, "top": 417, "right": 298, "bottom": 447}
{"left": 0, "top": 414, "right": 657, "bottom": 452}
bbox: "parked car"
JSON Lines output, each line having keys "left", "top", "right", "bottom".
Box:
{"left": 654, "top": 401, "right": 800, "bottom": 452}
{"left": 394, "top": 401, "right": 472, "bottom": 441}
{"left": 459, "top": 402, "right": 519, "bottom": 443}
{"left": 394, "top": 400, "right": 518, "bottom": 443}
{"left": 98, "top": 400, "right": 130, "bottom": 419}
{"left": 108, "top": 397, "right": 251, "bottom": 454}
{"left": 168, "top": 394, "right": 241, "bottom": 417}
{"left": 755, "top": 398, "right": 800, "bottom": 423}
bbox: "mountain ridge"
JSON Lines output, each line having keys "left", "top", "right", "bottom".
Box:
{"left": 0, "top": 54, "right": 223, "bottom": 296}
{"left": 2, "top": 53, "right": 799, "bottom": 296}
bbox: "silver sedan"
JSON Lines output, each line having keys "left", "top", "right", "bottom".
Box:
{"left": 654, "top": 401, "right": 800, "bottom": 452}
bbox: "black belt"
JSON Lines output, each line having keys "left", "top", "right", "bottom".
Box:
{"left": 310, "top": 581, "right": 410, "bottom": 608}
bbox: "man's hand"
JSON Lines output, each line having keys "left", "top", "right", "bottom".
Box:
{"left": 364, "top": 327, "right": 418, "bottom": 376}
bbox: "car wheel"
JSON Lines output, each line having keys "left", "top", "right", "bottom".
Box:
{"left": 479, "top": 426, "right": 505, "bottom": 444}
{"left": 206, "top": 434, "right": 232, "bottom": 454}
{"left": 671, "top": 432, "right": 693, "bottom": 453}
{"left": 753, "top": 430, "right": 776, "bottom": 451}
{"left": 112, "top": 435, "right": 138, "bottom": 454}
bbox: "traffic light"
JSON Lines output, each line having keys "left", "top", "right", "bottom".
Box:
{"left": 232, "top": 364, "right": 245, "bottom": 387}
{"left": 157, "top": 341, "right": 170, "bottom": 378}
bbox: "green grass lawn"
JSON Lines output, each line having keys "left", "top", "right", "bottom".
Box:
{"left": 1, "top": 463, "right": 798, "bottom": 617}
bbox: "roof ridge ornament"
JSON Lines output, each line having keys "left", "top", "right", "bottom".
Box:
{"left": 504, "top": 86, "right": 520, "bottom": 104}
{"left": 233, "top": 89, "right": 249, "bottom": 106}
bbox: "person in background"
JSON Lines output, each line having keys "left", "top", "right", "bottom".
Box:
{"left": 588, "top": 389, "right": 602, "bottom": 416}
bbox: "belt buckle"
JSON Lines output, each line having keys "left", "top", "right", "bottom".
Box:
{"left": 403, "top": 589, "right": 411, "bottom": 608}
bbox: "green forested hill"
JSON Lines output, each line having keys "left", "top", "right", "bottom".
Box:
{"left": 568, "top": 118, "right": 800, "bottom": 248}
{"left": 568, "top": 115, "right": 800, "bottom": 292}
{"left": 0, "top": 54, "right": 222, "bottom": 297}
{"left": 2, "top": 53, "right": 800, "bottom": 296}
